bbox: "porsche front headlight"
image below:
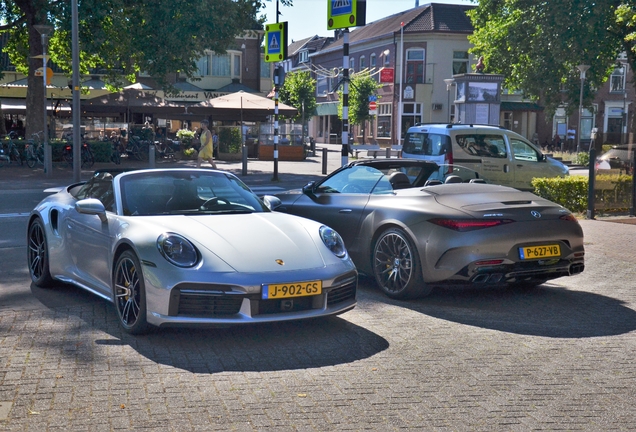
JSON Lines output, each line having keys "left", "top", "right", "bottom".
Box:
{"left": 319, "top": 226, "right": 347, "bottom": 258}
{"left": 157, "top": 233, "right": 199, "bottom": 267}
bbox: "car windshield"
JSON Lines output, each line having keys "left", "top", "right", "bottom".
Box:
{"left": 119, "top": 170, "right": 269, "bottom": 216}
{"left": 313, "top": 163, "right": 442, "bottom": 194}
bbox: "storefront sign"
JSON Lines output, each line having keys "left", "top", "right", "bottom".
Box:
{"left": 380, "top": 68, "right": 394, "bottom": 83}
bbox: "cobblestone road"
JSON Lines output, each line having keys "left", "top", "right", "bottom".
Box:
{"left": 1, "top": 153, "right": 635, "bottom": 430}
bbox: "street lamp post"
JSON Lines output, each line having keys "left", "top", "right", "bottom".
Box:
{"left": 34, "top": 24, "right": 54, "bottom": 177}
{"left": 576, "top": 64, "right": 590, "bottom": 154}
{"left": 624, "top": 90, "right": 628, "bottom": 145}
{"left": 444, "top": 78, "right": 455, "bottom": 123}
{"left": 396, "top": 22, "right": 404, "bottom": 146}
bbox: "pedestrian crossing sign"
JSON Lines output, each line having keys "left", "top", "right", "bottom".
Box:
{"left": 328, "top": 0, "right": 366, "bottom": 30}
{"left": 264, "top": 22, "right": 288, "bottom": 63}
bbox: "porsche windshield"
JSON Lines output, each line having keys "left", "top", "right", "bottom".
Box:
{"left": 120, "top": 171, "right": 268, "bottom": 216}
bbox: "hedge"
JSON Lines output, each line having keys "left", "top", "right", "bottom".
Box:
{"left": 532, "top": 174, "right": 633, "bottom": 213}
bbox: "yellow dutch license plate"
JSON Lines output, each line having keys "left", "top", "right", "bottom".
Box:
{"left": 262, "top": 281, "right": 322, "bottom": 299}
{"left": 519, "top": 244, "right": 561, "bottom": 260}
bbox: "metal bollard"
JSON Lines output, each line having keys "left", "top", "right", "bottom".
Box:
{"left": 322, "top": 147, "right": 328, "bottom": 174}
{"left": 386, "top": 147, "right": 391, "bottom": 158}
{"left": 148, "top": 144, "right": 155, "bottom": 168}
{"left": 242, "top": 145, "right": 248, "bottom": 176}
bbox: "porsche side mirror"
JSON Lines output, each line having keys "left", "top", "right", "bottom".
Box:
{"left": 76, "top": 198, "right": 107, "bottom": 223}
{"left": 262, "top": 195, "right": 281, "bottom": 211}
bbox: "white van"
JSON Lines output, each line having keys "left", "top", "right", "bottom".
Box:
{"left": 401, "top": 124, "right": 569, "bottom": 190}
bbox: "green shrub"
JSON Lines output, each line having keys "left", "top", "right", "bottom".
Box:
{"left": 218, "top": 127, "right": 241, "bottom": 153}
{"left": 572, "top": 151, "right": 590, "bottom": 167}
{"left": 532, "top": 174, "right": 633, "bottom": 214}
{"left": 532, "top": 176, "right": 588, "bottom": 213}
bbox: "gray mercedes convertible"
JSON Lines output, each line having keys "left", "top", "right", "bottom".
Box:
{"left": 273, "top": 159, "right": 585, "bottom": 299}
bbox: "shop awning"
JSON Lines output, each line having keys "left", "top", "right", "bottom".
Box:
{"left": 316, "top": 102, "right": 339, "bottom": 116}
{"left": 500, "top": 101, "right": 544, "bottom": 112}
{"left": 1, "top": 98, "right": 71, "bottom": 114}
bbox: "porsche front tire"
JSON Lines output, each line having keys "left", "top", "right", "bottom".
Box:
{"left": 27, "top": 218, "right": 54, "bottom": 288}
{"left": 372, "top": 227, "right": 431, "bottom": 299}
{"left": 113, "top": 250, "right": 150, "bottom": 335}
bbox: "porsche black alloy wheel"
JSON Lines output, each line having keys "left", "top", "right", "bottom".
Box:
{"left": 372, "top": 228, "right": 430, "bottom": 299}
{"left": 113, "top": 250, "right": 149, "bottom": 334}
{"left": 27, "top": 219, "right": 54, "bottom": 287}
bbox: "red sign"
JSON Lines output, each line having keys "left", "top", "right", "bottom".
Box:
{"left": 369, "top": 101, "right": 377, "bottom": 110}
{"left": 380, "top": 68, "right": 394, "bottom": 83}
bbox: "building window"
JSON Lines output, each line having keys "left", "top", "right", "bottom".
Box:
{"left": 299, "top": 50, "right": 309, "bottom": 63}
{"left": 359, "top": 56, "right": 366, "bottom": 70}
{"left": 384, "top": 52, "right": 390, "bottom": 66}
{"left": 453, "top": 51, "right": 469, "bottom": 75}
{"left": 610, "top": 64, "right": 626, "bottom": 92}
{"left": 260, "top": 58, "right": 271, "bottom": 78}
{"left": 370, "top": 53, "right": 376, "bottom": 68}
{"left": 377, "top": 103, "right": 392, "bottom": 138}
{"left": 212, "top": 54, "right": 230, "bottom": 76}
{"left": 233, "top": 55, "right": 241, "bottom": 77}
{"left": 349, "top": 57, "right": 355, "bottom": 71}
{"left": 401, "top": 103, "right": 422, "bottom": 137}
{"left": 316, "top": 76, "right": 329, "bottom": 96}
{"left": 196, "top": 55, "right": 209, "bottom": 76}
{"left": 405, "top": 49, "right": 425, "bottom": 84}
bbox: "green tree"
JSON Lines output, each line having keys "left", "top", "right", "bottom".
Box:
{"left": 467, "top": 0, "right": 636, "bottom": 121}
{"left": 278, "top": 70, "right": 316, "bottom": 141}
{"left": 338, "top": 71, "right": 381, "bottom": 144}
{"left": 1, "top": 0, "right": 262, "bottom": 137}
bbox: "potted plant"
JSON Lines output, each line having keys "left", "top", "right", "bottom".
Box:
{"left": 176, "top": 129, "right": 197, "bottom": 158}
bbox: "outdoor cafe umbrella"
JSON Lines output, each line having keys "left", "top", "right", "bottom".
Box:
{"left": 81, "top": 88, "right": 187, "bottom": 120}
{"left": 190, "top": 90, "right": 297, "bottom": 121}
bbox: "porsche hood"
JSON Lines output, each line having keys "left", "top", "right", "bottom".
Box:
{"left": 158, "top": 213, "right": 329, "bottom": 272}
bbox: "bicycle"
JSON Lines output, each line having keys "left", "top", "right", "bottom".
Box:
{"left": 61, "top": 138, "right": 95, "bottom": 169}
{"left": 110, "top": 135, "right": 121, "bottom": 165}
{"left": 126, "top": 135, "right": 150, "bottom": 161}
{"left": 153, "top": 139, "right": 176, "bottom": 160}
{"left": 0, "top": 132, "right": 23, "bottom": 166}
{"left": 25, "top": 131, "right": 45, "bottom": 168}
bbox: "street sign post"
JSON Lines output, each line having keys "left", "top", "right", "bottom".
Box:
{"left": 369, "top": 100, "right": 377, "bottom": 115}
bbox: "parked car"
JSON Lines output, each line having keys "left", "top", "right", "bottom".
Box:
{"left": 402, "top": 123, "right": 569, "bottom": 190}
{"left": 273, "top": 159, "right": 585, "bottom": 299}
{"left": 595, "top": 145, "right": 634, "bottom": 174}
{"left": 27, "top": 169, "right": 357, "bottom": 334}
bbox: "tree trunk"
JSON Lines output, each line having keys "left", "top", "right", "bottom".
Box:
{"left": 26, "top": 25, "right": 45, "bottom": 140}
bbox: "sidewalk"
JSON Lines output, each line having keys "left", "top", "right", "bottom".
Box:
{"left": 0, "top": 143, "right": 348, "bottom": 192}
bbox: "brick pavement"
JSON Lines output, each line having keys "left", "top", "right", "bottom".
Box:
{"left": 0, "top": 147, "right": 635, "bottom": 430}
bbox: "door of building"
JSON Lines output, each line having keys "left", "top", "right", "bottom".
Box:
{"left": 607, "top": 117, "right": 622, "bottom": 144}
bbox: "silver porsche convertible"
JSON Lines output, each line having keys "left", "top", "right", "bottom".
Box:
{"left": 273, "top": 159, "right": 585, "bottom": 299}
{"left": 27, "top": 169, "right": 357, "bottom": 334}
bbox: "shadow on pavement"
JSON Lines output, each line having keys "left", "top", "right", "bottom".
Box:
{"left": 357, "top": 276, "right": 636, "bottom": 339}
{"left": 24, "top": 280, "right": 389, "bottom": 373}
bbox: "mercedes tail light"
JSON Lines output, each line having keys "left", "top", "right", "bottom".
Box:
{"left": 428, "top": 218, "right": 514, "bottom": 232}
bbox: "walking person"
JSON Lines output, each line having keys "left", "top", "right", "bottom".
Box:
{"left": 196, "top": 120, "right": 217, "bottom": 169}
